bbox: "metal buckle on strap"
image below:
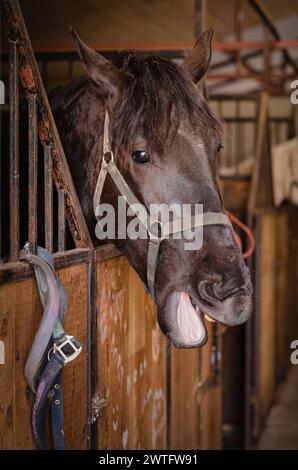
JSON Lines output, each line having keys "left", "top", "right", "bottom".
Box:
{"left": 53, "top": 335, "right": 82, "bottom": 364}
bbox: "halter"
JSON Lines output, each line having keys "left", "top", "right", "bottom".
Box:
{"left": 93, "top": 111, "right": 232, "bottom": 298}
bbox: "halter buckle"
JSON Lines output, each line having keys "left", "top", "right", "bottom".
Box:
{"left": 53, "top": 335, "right": 82, "bottom": 364}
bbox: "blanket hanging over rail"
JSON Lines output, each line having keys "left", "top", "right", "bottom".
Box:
{"left": 271, "top": 137, "right": 298, "bottom": 207}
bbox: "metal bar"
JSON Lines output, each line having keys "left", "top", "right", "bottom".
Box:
{"left": 0, "top": 248, "right": 92, "bottom": 284}
{"left": 213, "top": 39, "right": 298, "bottom": 51}
{"left": 235, "top": 0, "right": 244, "bottom": 75}
{"left": 210, "top": 49, "right": 263, "bottom": 72}
{"left": 42, "top": 61, "right": 48, "bottom": 91}
{"left": 4, "top": 38, "right": 298, "bottom": 53}
{"left": 247, "top": 0, "right": 298, "bottom": 73}
{"left": 166, "top": 339, "right": 172, "bottom": 450}
{"left": 1, "top": 38, "right": 298, "bottom": 61}
{"left": 0, "top": 50, "right": 190, "bottom": 62}
{"left": 87, "top": 255, "right": 97, "bottom": 449}
{"left": 58, "top": 189, "right": 66, "bottom": 251}
{"left": 222, "top": 117, "right": 260, "bottom": 123}
{"left": 0, "top": 78, "right": 2, "bottom": 260}
{"left": 235, "top": 100, "right": 241, "bottom": 174}
{"left": 206, "top": 72, "right": 295, "bottom": 81}
{"left": 2, "top": 0, "right": 92, "bottom": 250}
{"left": 87, "top": 260, "right": 93, "bottom": 449}
{"left": 28, "top": 93, "right": 38, "bottom": 254}
{"left": 9, "top": 39, "right": 19, "bottom": 262}
{"left": 1, "top": 40, "right": 298, "bottom": 73}
{"left": 219, "top": 117, "right": 292, "bottom": 123}
{"left": 44, "top": 144, "right": 53, "bottom": 252}
{"left": 0, "top": 8, "right": 2, "bottom": 259}
{"left": 210, "top": 94, "right": 259, "bottom": 101}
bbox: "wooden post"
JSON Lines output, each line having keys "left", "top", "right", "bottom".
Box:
{"left": 247, "top": 92, "right": 274, "bottom": 221}
{"left": 9, "top": 39, "right": 19, "bottom": 262}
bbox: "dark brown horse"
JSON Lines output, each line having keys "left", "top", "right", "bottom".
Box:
{"left": 49, "top": 29, "right": 253, "bottom": 348}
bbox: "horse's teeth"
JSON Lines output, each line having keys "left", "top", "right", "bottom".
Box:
{"left": 204, "top": 313, "right": 216, "bottom": 323}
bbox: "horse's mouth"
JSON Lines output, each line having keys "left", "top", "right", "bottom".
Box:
{"left": 158, "top": 286, "right": 252, "bottom": 348}
{"left": 158, "top": 290, "right": 214, "bottom": 349}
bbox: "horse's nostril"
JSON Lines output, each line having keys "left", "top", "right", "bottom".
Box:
{"left": 212, "top": 281, "right": 240, "bottom": 301}
{"left": 198, "top": 277, "right": 253, "bottom": 304}
{"left": 197, "top": 280, "right": 218, "bottom": 305}
{"left": 243, "top": 279, "right": 253, "bottom": 296}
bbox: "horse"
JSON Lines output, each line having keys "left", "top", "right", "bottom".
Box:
{"left": 49, "top": 29, "right": 253, "bottom": 349}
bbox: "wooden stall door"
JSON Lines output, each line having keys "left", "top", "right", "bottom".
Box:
{"left": 0, "top": 263, "right": 89, "bottom": 449}
{"left": 199, "top": 323, "right": 222, "bottom": 450}
{"left": 170, "top": 322, "right": 222, "bottom": 450}
{"left": 95, "top": 256, "right": 167, "bottom": 450}
{"left": 170, "top": 347, "right": 200, "bottom": 449}
{"left": 95, "top": 255, "right": 223, "bottom": 450}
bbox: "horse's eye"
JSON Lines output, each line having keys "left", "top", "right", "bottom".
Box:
{"left": 132, "top": 150, "right": 149, "bottom": 163}
{"left": 217, "top": 143, "right": 224, "bottom": 153}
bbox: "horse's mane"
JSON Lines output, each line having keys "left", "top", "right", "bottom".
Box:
{"left": 112, "top": 52, "right": 222, "bottom": 154}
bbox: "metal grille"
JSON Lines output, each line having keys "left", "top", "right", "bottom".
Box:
{"left": 210, "top": 95, "right": 295, "bottom": 177}
{"left": 0, "top": 0, "right": 92, "bottom": 265}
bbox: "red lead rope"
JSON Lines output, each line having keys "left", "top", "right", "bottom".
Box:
{"left": 225, "top": 209, "right": 255, "bottom": 259}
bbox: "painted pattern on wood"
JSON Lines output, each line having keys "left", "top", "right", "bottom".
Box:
{"left": 96, "top": 256, "right": 167, "bottom": 450}
{"left": 0, "top": 254, "right": 223, "bottom": 450}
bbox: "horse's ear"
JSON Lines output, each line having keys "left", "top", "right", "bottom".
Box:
{"left": 70, "top": 27, "right": 123, "bottom": 99}
{"left": 182, "top": 29, "right": 213, "bottom": 83}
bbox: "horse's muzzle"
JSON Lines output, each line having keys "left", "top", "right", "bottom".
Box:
{"left": 195, "top": 280, "right": 253, "bottom": 327}
{"left": 157, "top": 275, "right": 253, "bottom": 348}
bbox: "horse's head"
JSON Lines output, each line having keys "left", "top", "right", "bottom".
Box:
{"left": 72, "top": 29, "right": 253, "bottom": 348}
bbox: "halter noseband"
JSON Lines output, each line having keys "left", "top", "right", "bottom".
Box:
{"left": 93, "top": 111, "right": 232, "bottom": 299}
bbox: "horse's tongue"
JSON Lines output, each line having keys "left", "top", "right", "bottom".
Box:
{"left": 177, "top": 292, "right": 206, "bottom": 344}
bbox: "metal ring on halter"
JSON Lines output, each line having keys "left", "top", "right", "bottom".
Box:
{"left": 103, "top": 150, "right": 114, "bottom": 163}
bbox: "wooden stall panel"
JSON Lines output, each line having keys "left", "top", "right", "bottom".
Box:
{"left": 200, "top": 323, "right": 222, "bottom": 450}
{"left": 14, "top": 279, "right": 41, "bottom": 449}
{"left": 275, "top": 211, "right": 289, "bottom": 382}
{"left": 0, "top": 263, "right": 88, "bottom": 450}
{"left": 170, "top": 347, "right": 200, "bottom": 449}
{"left": 0, "top": 283, "right": 17, "bottom": 449}
{"left": 96, "top": 256, "right": 166, "bottom": 450}
{"left": 170, "top": 322, "right": 222, "bottom": 450}
{"left": 58, "top": 263, "right": 88, "bottom": 449}
{"left": 0, "top": 278, "right": 42, "bottom": 449}
{"left": 288, "top": 207, "right": 298, "bottom": 349}
{"left": 257, "top": 212, "right": 277, "bottom": 424}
